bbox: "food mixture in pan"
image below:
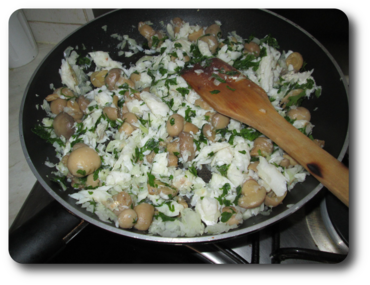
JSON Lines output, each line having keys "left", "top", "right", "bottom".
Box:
{"left": 33, "top": 17, "right": 324, "bottom": 237}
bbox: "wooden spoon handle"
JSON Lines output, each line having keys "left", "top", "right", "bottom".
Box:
{"left": 243, "top": 108, "right": 349, "bottom": 206}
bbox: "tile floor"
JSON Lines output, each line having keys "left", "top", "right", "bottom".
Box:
{"left": 9, "top": 43, "right": 55, "bottom": 227}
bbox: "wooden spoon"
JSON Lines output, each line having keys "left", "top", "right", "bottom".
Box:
{"left": 182, "top": 58, "right": 349, "bottom": 206}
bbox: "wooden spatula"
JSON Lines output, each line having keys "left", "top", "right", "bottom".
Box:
{"left": 182, "top": 58, "right": 349, "bottom": 206}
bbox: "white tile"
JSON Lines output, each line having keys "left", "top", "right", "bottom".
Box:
{"left": 23, "top": 9, "right": 89, "bottom": 24}
{"left": 28, "top": 21, "right": 82, "bottom": 44}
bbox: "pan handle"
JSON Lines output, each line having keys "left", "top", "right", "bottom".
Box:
{"left": 9, "top": 200, "right": 85, "bottom": 263}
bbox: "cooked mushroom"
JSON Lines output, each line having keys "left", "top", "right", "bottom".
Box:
{"left": 147, "top": 180, "right": 178, "bottom": 198}
{"left": 72, "top": 142, "right": 88, "bottom": 152}
{"left": 118, "top": 209, "right": 138, "bottom": 229}
{"left": 202, "top": 123, "right": 216, "bottom": 142}
{"left": 188, "top": 28, "right": 204, "bottom": 42}
{"left": 194, "top": 98, "right": 212, "bottom": 110}
{"left": 248, "top": 161, "right": 259, "bottom": 172}
{"left": 264, "top": 191, "right": 287, "bottom": 207}
{"left": 238, "top": 179, "right": 266, "bottom": 209}
{"left": 66, "top": 99, "right": 83, "bottom": 121}
{"left": 285, "top": 52, "right": 304, "bottom": 71}
{"left": 199, "top": 35, "right": 219, "bottom": 54}
{"left": 118, "top": 122, "right": 135, "bottom": 136}
{"left": 103, "top": 106, "right": 118, "bottom": 121}
{"left": 179, "top": 131, "right": 196, "bottom": 162}
{"left": 122, "top": 112, "right": 138, "bottom": 125}
{"left": 86, "top": 173, "right": 100, "bottom": 188}
{"left": 146, "top": 151, "right": 156, "bottom": 164}
{"left": 166, "top": 114, "right": 185, "bottom": 137}
{"left": 50, "top": 98, "right": 67, "bottom": 115}
{"left": 281, "top": 153, "right": 298, "bottom": 168}
{"left": 111, "top": 191, "right": 133, "bottom": 215}
{"left": 77, "top": 96, "right": 91, "bottom": 114}
{"left": 90, "top": 70, "right": 108, "bottom": 88}
{"left": 167, "top": 153, "right": 178, "bottom": 167}
{"left": 183, "top": 122, "right": 199, "bottom": 134}
{"left": 67, "top": 146, "right": 101, "bottom": 177}
{"left": 53, "top": 112, "right": 75, "bottom": 140}
{"left": 211, "top": 113, "right": 230, "bottom": 129}
{"left": 105, "top": 68, "right": 122, "bottom": 90}
{"left": 167, "top": 140, "right": 180, "bottom": 155}
{"left": 138, "top": 22, "right": 156, "bottom": 40}
{"left": 133, "top": 203, "right": 155, "bottom": 231}
{"left": 287, "top": 107, "right": 311, "bottom": 121}
{"left": 205, "top": 24, "right": 222, "bottom": 38}
{"left": 250, "top": 137, "right": 274, "bottom": 157}
{"left": 244, "top": 42, "right": 260, "bottom": 57}
{"left": 221, "top": 206, "right": 242, "bottom": 226}
{"left": 281, "top": 89, "right": 304, "bottom": 108}
{"left": 172, "top": 17, "right": 184, "bottom": 34}
{"left": 116, "top": 76, "right": 135, "bottom": 89}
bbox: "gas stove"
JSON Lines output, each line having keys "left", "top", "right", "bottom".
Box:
{"left": 9, "top": 9, "right": 349, "bottom": 264}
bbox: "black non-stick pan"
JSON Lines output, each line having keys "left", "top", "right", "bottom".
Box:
{"left": 15, "top": 9, "right": 349, "bottom": 250}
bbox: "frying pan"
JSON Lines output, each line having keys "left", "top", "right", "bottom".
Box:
{"left": 17, "top": 9, "right": 349, "bottom": 246}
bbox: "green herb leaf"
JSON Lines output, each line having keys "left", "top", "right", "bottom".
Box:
{"left": 176, "top": 87, "right": 189, "bottom": 97}
{"left": 76, "top": 169, "right": 86, "bottom": 176}
{"left": 184, "top": 106, "right": 196, "bottom": 122}
{"left": 50, "top": 176, "right": 67, "bottom": 190}
{"left": 220, "top": 211, "right": 234, "bottom": 223}
{"left": 147, "top": 172, "right": 156, "bottom": 187}
{"left": 217, "top": 164, "right": 230, "bottom": 177}
{"left": 233, "top": 185, "right": 242, "bottom": 205}
{"left": 32, "top": 124, "right": 65, "bottom": 147}
{"left": 154, "top": 212, "right": 177, "bottom": 222}
{"left": 207, "top": 151, "right": 215, "bottom": 157}
{"left": 285, "top": 90, "right": 306, "bottom": 107}
{"left": 93, "top": 168, "right": 102, "bottom": 181}
{"left": 259, "top": 34, "right": 280, "bottom": 49}
{"left": 233, "top": 53, "right": 261, "bottom": 71}
{"left": 188, "top": 164, "right": 198, "bottom": 177}
{"left": 210, "top": 90, "right": 220, "bottom": 94}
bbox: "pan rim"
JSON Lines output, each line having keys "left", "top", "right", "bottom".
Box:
{"left": 19, "top": 8, "right": 349, "bottom": 243}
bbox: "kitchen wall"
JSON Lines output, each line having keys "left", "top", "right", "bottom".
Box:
{"left": 22, "top": 9, "right": 95, "bottom": 45}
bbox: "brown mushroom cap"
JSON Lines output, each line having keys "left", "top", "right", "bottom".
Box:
{"left": 202, "top": 123, "right": 216, "bottom": 142}
{"left": 179, "top": 131, "right": 196, "bottom": 162}
{"left": 285, "top": 52, "right": 304, "bottom": 71}
{"left": 244, "top": 42, "right": 260, "bottom": 57}
{"left": 211, "top": 113, "right": 230, "bottom": 129}
{"left": 133, "top": 203, "right": 155, "bottom": 231}
{"left": 205, "top": 24, "right": 222, "bottom": 38}
{"left": 250, "top": 137, "right": 274, "bottom": 157}
{"left": 264, "top": 191, "right": 287, "bottom": 207}
{"left": 238, "top": 179, "right": 266, "bottom": 209}
{"left": 112, "top": 191, "right": 133, "bottom": 215}
{"left": 90, "top": 70, "right": 108, "bottom": 88}
{"left": 50, "top": 98, "right": 67, "bottom": 115}
{"left": 287, "top": 107, "right": 311, "bottom": 121}
{"left": 166, "top": 114, "right": 185, "bottom": 137}
{"left": 53, "top": 112, "right": 75, "bottom": 140}
{"left": 67, "top": 147, "right": 101, "bottom": 177}
{"left": 118, "top": 209, "right": 138, "bottom": 229}
{"left": 105, "top": 68, "right": 122, "bottom": 90}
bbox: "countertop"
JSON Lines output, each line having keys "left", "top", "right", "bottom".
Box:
{"left": 9, "top": 43, "right": 55, "bottom": 227}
